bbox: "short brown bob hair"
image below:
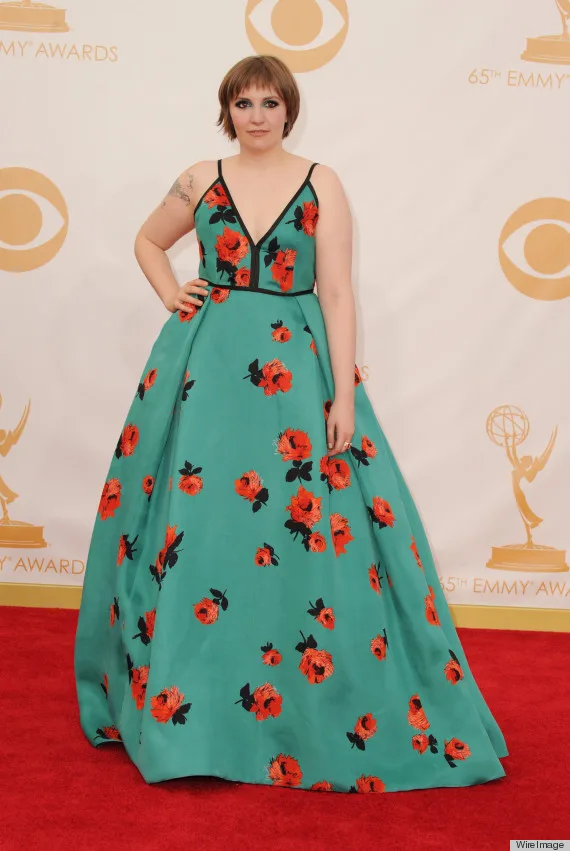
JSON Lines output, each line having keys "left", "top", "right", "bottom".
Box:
{"left": 217, "top": 55, "right": 300, "bottom": 141}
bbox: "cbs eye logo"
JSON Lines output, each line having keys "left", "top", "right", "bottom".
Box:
{"left": 245, "top": 0, "right": 348, "bottom": 71}
{"left": 499, "top": 198, "right": 570, "bottom": 301}
{"left": 0, "top": 167, "right": 68, "bottom": 273}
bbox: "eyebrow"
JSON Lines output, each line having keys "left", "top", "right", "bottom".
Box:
{"left": 235, "top": 94, "right": 281, "bottom": 100}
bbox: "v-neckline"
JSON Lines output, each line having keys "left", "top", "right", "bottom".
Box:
{"left": 217, "top": 158, "right": 317, "bottom": 249}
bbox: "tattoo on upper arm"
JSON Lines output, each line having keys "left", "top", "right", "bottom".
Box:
{"left": 160, "top": 173, "right": 195, "bottom": 208}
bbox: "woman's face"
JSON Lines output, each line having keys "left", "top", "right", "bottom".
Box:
{"left": 228, "top": 84, "right": 288, "bottom": 146}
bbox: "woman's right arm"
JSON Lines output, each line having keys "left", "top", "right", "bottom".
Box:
{"left": 134, "top": 162, "right": 210, "bottom": 313}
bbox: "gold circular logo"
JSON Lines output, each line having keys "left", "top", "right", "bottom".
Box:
{"left": 245, "top": 0, "right": 349, "bottom": 72}
{"left": 499, "top": 198, "right": 570, "bottom": 300}
{"left": 0, "top": 167, "right": 68, "bottom": 272}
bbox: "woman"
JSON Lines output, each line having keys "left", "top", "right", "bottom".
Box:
{"left": 74, "top": 55, "right": 508, "bottom": 793}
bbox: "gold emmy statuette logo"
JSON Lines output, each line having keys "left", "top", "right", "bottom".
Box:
{"left": 486, "top": 405, "right": 568, "bottom": 572}
{"left": 522, "top": 1, "right": 570, "bottom": 64}
{"left": 245, "top": 0, "right": 348, "bottom": 72}
{"left": 498, "top": 198, "right": 570, "bottom": 301}
{"left": 0, "top": 0, "right": 68, "bottom": 32}
{"left": 0, "top": 167, "right": 68, "bottom": 272}
{"left": 0, "top": 394, "right": 47, "bottom": 548}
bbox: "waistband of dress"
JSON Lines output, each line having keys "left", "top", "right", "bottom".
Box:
{"left": 200, "top": 280, "right": 315, "bottom": 298}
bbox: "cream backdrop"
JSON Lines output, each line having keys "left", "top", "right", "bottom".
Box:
{"left": 1, "top": 0, "right": 569, "bottom": 626}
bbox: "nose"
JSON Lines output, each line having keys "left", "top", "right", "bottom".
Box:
{"left": 251, "top": 105, "right": 266, "bottom": 125}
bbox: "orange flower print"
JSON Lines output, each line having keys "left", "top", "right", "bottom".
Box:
{"left": 137, "top": 367, "right": 158, "bottom": 400}
{"left": 354, "top": 365, "right": 362, "bottom": 386}
{"left": 353, "top": 775, "right": 385, "bottom": 793}
{"left": 298, "top": 200, "right": 319, "bottom": 236}
{"left": 412, "top": 732, "right": 438, "bottom": 755}
{"left": 98, "top": 478, "right": 121, "bottom": 520}
{"left": 444, "top": 738, "right": 471, "bottom": 766}
{"left": 204, "top": 183, "right": 229, "bottom": 209}
{"left": 255, "top": 543, "right": 280, "bottom": 567}
{"left": 211, "top": 287, "right": 230, "bottom": 304}
{"left": 271, "top": 248, "right": 297, "bottom": 292}
{"left": 215, "top": 226, "right": 249, "bottom": 267}
{"left": 367, "top": 496, "right": 395, "bottom": 530}
{"left": 330, "top": 512, "right": 354, "bottom": 557}
{"left": 267, "top": 754, "right": 303, "bottom": 787}
{"left": 307, "top": 597, "right": 335, "bottom": 630}
{"left": 311, "top": 781, "right": 333, "bottom": 792}
{"left": 109, "top": 596, "right": 120, "bottom": 626}
{"left": 244, "top": 357, "right": 293, "bottom": 396}
{"left": 370, "top": 630, "right": 389, "bottom": 661}
{"left": 150, "top": 686, "right": 191, "bottom": 725}
{"left": 178, "top": 460, "right": 204, "bottom": 496}
{"left": 178, "top": 304, "right": 198, "bottom": 322}
{"left": 347, "top": 713, "right": 378, "bottom": 750}
{"left": 286, "top": 485, "right": 322, "bottom": 528}
{"left": 235, "top": 267, "right": 250, "bottom": 287}
{"left": 251, "top": 683, "right": 283, "bottom": 721}
{"left": 142, "top": 475, "right": 154, "bottom": 500}
{"left": 296, "top": 631, "right": 334, "bottom": 685}
{"left": 149, "top": 524, "right": 184, "bottom": 588}
{"left": 117, "top": 533, "right": 137, "bottom": 566}
{"left": 407, "top": 695, "right": 430, "bottom": 730}
{"left": 444, "top": 650, "right": 464, "bottom": 684}
{"left": 100, "top": 673, "right": 108, "bottom": 697}
{"left": 115, "top": 423, "right": 139, "bottom": 459}
{"left": 277, "top": 428, "right": 313, "bottom": 483}
{"left": 95, "top": 726, "right": 121, "bottom": 742}
{"left": 368, "top": 563, "right": 382, "bottom": 595}
{"left": 319, "top": 456, "right": 351, "bottom": 493}
{"left": 362, "top": 436, "right": 377, "bottom": 458}
{"left": 277, "top": 428, "right": 312, "bottom": 462}
{"left": 271, "top": 320, "right": 292, "bottom": 342}
{"left": 193, "top": 588, "right": 228, "bottom": 624}
{"left": 307, "top": 531, "right": 327, "bottom": 552}
{"left": 410, "top": 536, "right": 424, "bottom": 570}
{"left": 261, "top": 642, "right": 282, "bottom": 666}
{"left": 285, "top": 486, "right": 326, "bottom": 552}
{"left": 425, "top": 588, "right": 441, "bottom": 626}
{"left": 412, "top": 734, "right": 429, "bottom": 754}
{"left": 127, "top": 656, "right": 149, "bottom": 710}
{"left": 235, "top": 682, "right": 283, "bottom": 721}
{"left": 204, "top": 183, "right": 230, "bottom": 208}
{"left": 132, "top": 608, "right": 156, "bottom": 645}
{"left": 235, "top": 470, "right": 269, "bottom": 512}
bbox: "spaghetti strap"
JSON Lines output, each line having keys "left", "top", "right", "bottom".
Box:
{"left": 217, "top": 158, "right": 222, "bottom": 178}
{"left": 307, "top": 162, "right": 319, "bottom": 180}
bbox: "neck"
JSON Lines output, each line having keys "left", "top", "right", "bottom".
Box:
{"left": 235, "top": 145, "right": 290, "bottom": 170}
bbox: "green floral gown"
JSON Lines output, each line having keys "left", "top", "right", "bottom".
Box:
{"left": 74, "top": 159, "right": 508, "bottom": 793}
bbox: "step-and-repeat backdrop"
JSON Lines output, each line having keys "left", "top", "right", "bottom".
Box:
{"left": 1, "top": 1, "right": 569, "bottom": 619}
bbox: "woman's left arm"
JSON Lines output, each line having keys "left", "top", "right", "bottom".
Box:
{"left": 312, "top": 165, "right": 356, "bottom": 457}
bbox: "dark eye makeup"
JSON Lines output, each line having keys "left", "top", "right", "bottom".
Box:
{"left": 235, "top": 99, "right": 280, "bottom": 108}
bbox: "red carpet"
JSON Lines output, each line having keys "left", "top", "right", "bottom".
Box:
{"left": 2, "top": 606, "right": 567, "bottom": 850}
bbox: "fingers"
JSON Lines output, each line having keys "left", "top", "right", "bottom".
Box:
{"left": 326, "top": 422, "right": 354, "bottom": 456}
{"left": 327, "top": 436, "right": 353, "bottom": 456}
{"left": 326, "top": 419, "right": 335, "bottom": 452}
{"left": 176, "top": 279, "right": 210, "bottom": 311}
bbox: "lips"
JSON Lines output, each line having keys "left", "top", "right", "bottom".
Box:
{"left": 249, "top": 130, "right": 268, "bottom": 135}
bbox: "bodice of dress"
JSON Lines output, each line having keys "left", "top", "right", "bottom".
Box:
{"left": 193, "top": 159, "right": 319, "bottom": 296}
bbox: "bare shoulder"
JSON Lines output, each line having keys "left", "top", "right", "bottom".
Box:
{"left": 162, "top": 159, "right": 218, "bottom": 209}
{"left": 310, "top": 163, "right": 348, "bottom": 201}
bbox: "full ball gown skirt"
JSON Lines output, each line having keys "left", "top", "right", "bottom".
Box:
{"left": 74, "top": 160, "right": 508, "bottom": 793}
